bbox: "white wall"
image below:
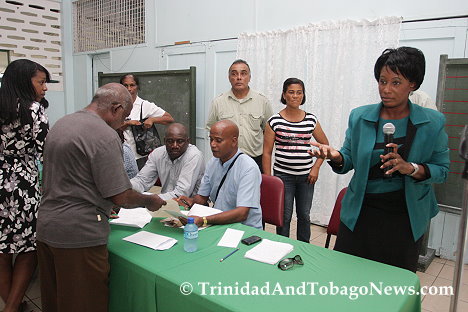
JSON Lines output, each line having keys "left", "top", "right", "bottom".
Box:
{"left": 155, "top": 0, "right": 256, "bottom": 45}
{"left": 255, "top": 0, "right": 467, "bottom": 33}
{"left": 46, "top": 91, "right": 65, "bottom": 125}
{"left": 400, "top": 18, "right": 468, "bottom": 102}
{"left": 154, "top": 0, "right": 468, "bottom": 45}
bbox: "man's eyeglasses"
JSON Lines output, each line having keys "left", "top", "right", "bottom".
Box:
{"left": 277, "top": 255, "right": 303, "bottom": 271}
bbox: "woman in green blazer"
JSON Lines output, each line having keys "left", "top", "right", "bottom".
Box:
{"left": 310, "top": 47, "right": 449, "bottom": 272}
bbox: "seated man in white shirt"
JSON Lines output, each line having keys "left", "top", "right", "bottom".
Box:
{"left": 131, "top": 123, "right": 205, "bottom": 200}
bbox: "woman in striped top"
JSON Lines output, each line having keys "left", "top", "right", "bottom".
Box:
{"left": 263, "top": 78, "right": 329, "bottom": 242}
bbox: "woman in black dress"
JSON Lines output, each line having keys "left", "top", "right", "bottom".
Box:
{"left": 0, "top": 59, "right": 50, "bottom": 312}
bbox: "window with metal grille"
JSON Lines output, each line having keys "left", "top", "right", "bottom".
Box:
{"left": 73, "top": 0, "right": 145, "bottom": 53}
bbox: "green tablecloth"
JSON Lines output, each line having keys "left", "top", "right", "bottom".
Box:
{"left": 108, "top": 219, "right": 421, "bottom": 312}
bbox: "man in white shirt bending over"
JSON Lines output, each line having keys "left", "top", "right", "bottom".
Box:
{"left": 131, "top": 123, "right": 205, "bottom": 200}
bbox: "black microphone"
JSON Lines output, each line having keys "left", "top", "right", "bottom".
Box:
{"left": 383, "top": 123, "right": 395, "bottom": 179}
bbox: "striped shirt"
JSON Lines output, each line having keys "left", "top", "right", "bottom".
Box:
{"left": 268, "top": 112, "right": 318, "bottom": 175}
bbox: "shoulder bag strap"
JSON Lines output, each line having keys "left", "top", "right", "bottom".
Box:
{"left": 213, "top": 152, "right": 244, "bottom": 204}
{"left": 139, "top": 100, "right": 144, "bottom": 121}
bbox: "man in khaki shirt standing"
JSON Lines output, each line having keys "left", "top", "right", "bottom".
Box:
{"left": 206, "top": 59, "right": 273, "bottom": 172}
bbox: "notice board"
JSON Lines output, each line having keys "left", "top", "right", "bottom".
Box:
{"left": 98, "top": 67, "right": 196, "bottom": 141}
{"left": 434, "top": 55, "right": 468, "bottom": 211}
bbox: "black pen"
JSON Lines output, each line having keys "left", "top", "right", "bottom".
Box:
{"left": 175, "top": 194, "right": 191, "bottom": 210}
{"left": 220, "top": 248, "right": 239, "bottom": 262}
{"left": 181, "top": 199, "right": 191, "bottom": 208}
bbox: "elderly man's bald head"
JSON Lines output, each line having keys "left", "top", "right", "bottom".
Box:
{"left": 209, "top": 120, "right": 239, "bottom": 162}
{"left": 87, "top": 83, "right": 133, "bottom": 130}
{"left": 92, "top": 83, "right": 132, "bottom": 110}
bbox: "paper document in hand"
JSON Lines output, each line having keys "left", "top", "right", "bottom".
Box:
{"left": 110, "top": 208, "right": 152, "bottom": 228}
{"left": 163, "top": 209, "right": 189, "bottom": 218}
{"left": 150, "top": 198, "right": 181, "bottom": 218}
{"left": 158, "top": 192, "right": 173, "bottom": 201}
{"left": 123, "top": 231, "right": 177, "bottom": 250}
{"left": 188, "top": 204, "right": 222, "bottom": 217}
{"left": 163, "top": 203, "right": 221, "bottom": 219}
{"left": 217, "top": 228, "right": 245, "bottom": 248}
{"left": 244, "top": 239, "right": 293, "bottom": 265}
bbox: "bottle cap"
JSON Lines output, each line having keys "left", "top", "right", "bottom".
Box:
{"left": 187, "top": 217, "right": 194, "bottom": 224}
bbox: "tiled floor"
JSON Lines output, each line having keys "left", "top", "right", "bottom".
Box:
{"left": 0, "top": 269, "right": 42, "bottom": 312}
{"left": 2, "top": 219, "right": 467, "bottom": 312}
{"left": 264, "top": 220, "right": 468, "bottom": 312}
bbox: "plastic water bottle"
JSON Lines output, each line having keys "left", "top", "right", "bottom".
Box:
{"left": 184, "top": 217, "right": 198, "bottom": 252}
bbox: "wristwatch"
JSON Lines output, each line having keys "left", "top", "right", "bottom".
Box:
{"left": 408, "top": 162, "right": 419, "bottom": 177}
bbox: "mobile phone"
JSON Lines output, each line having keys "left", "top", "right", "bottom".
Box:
{"left": 241, "top": 235, "right": 262, "bottom": 245}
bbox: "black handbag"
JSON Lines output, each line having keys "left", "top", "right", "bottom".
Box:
{"left": 130, "top": 101, "right": 162, "bottom": 156}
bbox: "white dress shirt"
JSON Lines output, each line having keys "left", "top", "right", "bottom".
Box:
{"left": 131, "top": 144, "right": 205, "bottom": 200}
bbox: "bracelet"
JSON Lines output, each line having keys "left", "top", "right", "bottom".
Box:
{"left": 331, "top": 152, "right": 344, "bottom": 168}
{"left": 203, "top": 217, "right": 208, "bottom": 227}
{"left": 408, "top": 162, "right": 419, "bottom": 177}
{"left": 329, "top": 159, "right": 343, "bottom": 168}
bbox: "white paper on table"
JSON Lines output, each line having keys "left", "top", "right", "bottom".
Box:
{"left": 244, "top": 239, "right": 294, "bottom": 265}
{"left": 110, "top": 208, "right": 152, "bottom": 228}
{"left": 217, "top": 228, "right": 245, "bottom": 248}
{"left": 123, "top": 231, "right": 177, "bottom": 250}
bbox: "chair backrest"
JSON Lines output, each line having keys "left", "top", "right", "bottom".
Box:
{"left": 260, "top": 174, "right": 284, "bottom": 227}
{"left": 327, "top": 187, "right": 347, "bottom": 235}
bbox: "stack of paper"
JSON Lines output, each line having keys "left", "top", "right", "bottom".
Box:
{"left": 110, "top": 208, "right": 152, "bottom": 228}
{"left": 123, "top": 231, "right": 177, "bottom": 250}
{"left": 244, "top": 239, "right": 294, "bottom": 265}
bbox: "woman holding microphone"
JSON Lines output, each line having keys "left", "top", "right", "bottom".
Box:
{"left": 310, "top": 47, "right": 449, "bottom": 272}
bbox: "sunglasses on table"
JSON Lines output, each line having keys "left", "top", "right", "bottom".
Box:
{"left": 277, "top": 255, "right": 303, "bottom": 271}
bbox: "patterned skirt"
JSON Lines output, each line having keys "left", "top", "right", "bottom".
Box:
{"left": 0, "top": 155, "right": 40, "bottom": 253}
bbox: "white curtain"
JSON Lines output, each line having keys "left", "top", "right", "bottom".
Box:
{"left": 237, "top": 17, "right": 402, "bottom": 225}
